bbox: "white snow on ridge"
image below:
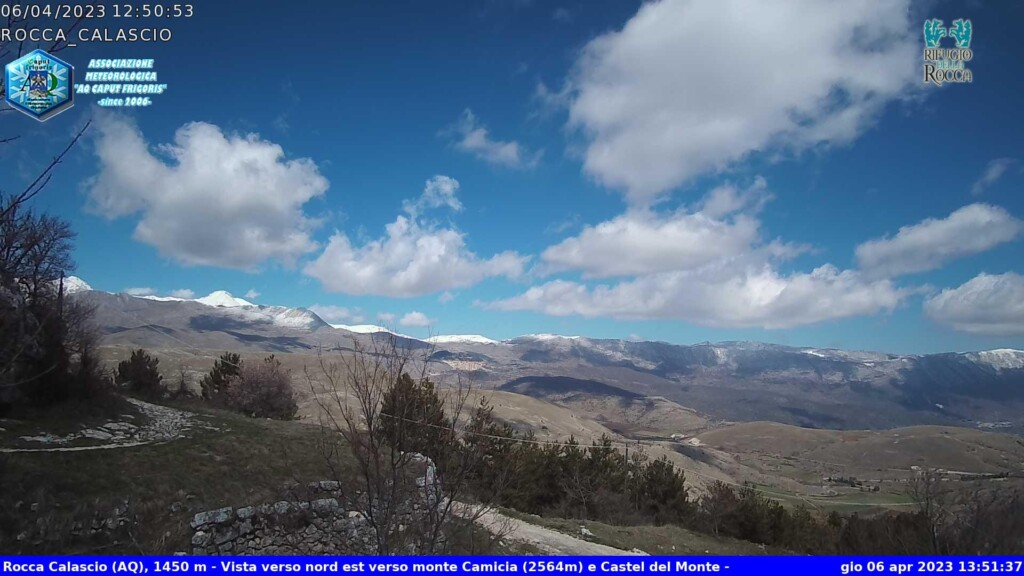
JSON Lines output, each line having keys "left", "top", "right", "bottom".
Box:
{"left": 225, "top": 305, "right": 322, "bottom": 330}
{"left": 802, "top": 349, "right": 827, "bottom": 358}
{"left": 968, "top": 349, "right": 1024, "bottom": 370}
{"left": 520, "top": 333, "right": 581, "bottom": 341}
{"left": 140, "top": 295, "right": 187, "bottom": 302}
{"left": 427, "top": 335, "right": 500, "bottom": 345}
{"left": 195, "top": 290, "right": 254, "bottom": 308}
{"left": 331, "top": 324, "right": 418, "bottom": 340}
{"left": 331, "top": 324, "right": 390, "bottom": 334}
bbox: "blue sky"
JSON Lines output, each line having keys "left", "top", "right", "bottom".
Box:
{"left": 3, "top": 0, "right": 1023, "bottom": 354}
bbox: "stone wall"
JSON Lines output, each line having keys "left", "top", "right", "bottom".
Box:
{"left": 189, "top": 481, "right": 437, "bottom": 555}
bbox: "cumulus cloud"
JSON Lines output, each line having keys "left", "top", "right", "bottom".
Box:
{"left": 170, "top": 288, "right": 196, "bottom": 299}
{"left": 377, "top": 312, "right": 397, "bottom": 323}
{"left": 399, "top": 311, "right": 434, "bottom": 328}
{"left": 924, "top": 272, "right": 1024, "bottom": 336}
{"left": 971, "top": 158, "right": 1017, "bottom": 196}
{"left": 562, "top": 0, "right": 918, "bottom": 203}
{"left": 86, "top": 113, "right": 328, "bottom": 270}
{"left": 438, "top": 291, "right": 456, "bottom": 304}
{"left": 244, "top": 289, "right": 260, "bottom": 300}
{"left": 489, "top": 264, "right": 908, "bottom": 329}
{"left": 491, "top": 174, "right": 912, "bottom": 329}
{"left": 125, "top": 287, "right": 156, "bottom": 296}
{"left": 540, "top": 177, "right": 797, "bottom": 278}
{"left": 448, "top": 109, "right": 541, "bottom": 169}
{"left": 402, "top": 175, "right": 463, "bottom": 219}
{"left": 304, "top": 176, "right": 528, "bottom": 297}
{"left": 856, "top": 204, "right": 1022, "bottom": 278}
{"left": 309, "top": 304, "right": 357, "bottom": 323}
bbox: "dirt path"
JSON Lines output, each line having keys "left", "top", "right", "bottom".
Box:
{"left": 475, "top": 509, "right": 646, "bottom": 555}
{"left": 0, "top": 399, "right": 205, "bottom": 453}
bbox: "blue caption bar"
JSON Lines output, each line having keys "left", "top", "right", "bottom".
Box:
{"left": 2, "top": 557, "right": 1023, "bottom": 576}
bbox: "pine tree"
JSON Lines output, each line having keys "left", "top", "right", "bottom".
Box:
{"left": 200, "top": 352, "right": 241, "bottom": 401}
{"left": 115, "top": 348, "right": 163, "bottom": 397}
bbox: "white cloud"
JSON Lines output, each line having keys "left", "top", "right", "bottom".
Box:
{"left": 399, "top": 311, "right": 434, "bottom": 328}
{"left": 304, "top": 177, "right": 528, "bottom": 297}
{"left": 540, "top": 177, "right": 797, "bottom": 278}
{"left": 492, "top": 176, "right": 909, "bottom": 329}
{"left": 924, "top": 272, "right": 1024, "bottom": 336}
{"left": 543, "top": 209, "right": 759, "bottom": 278}
{"left": 402, "top": 175, "right": 463, "bottom": 219}
{"left": 125, "top": 287, "right": 156, "bottom": 296}
{"left": 170, "top": 288, "right": 195, "bottom": 299}
{"left": 855, "top": 204, "right": 1022, "bottom": 278}
{"left": 448, "top": 109, "right": 541, "bottom": 169}
{"left": 244, "top": 289, "right": 260, "bottom": 300}
{"left": 438, "top": 291, "right": 456, "bottom": 304}
{"left": 309, "top": 304, "right": 356, "bottom": 323}
{"left": 377, "top": 312, "right": 397, "bottom": 323}
{"left": 563, "top": 0, "right": 918, "bottom": 203}
{"left": 698, "top": 177, "right": 773, "bottom": 219}
{"left": 489, "top": 264, "right": 908, "bottom": 329}
{"left": 87, "top": 113, "right": 327, "bottom": 270}
{"left": 971, "top": 158, "right": 1017, "bottom": 196}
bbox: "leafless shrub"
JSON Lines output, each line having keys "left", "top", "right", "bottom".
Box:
{"left": 224, "top": 355, "right": 297, "bottom": 420}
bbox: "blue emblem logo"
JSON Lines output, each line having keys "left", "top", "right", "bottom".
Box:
{"left": 949, "top": 18, "right": 972, "bottom": 48}
{"left": 4, "top": 49, "right": 75, "bottom": 122}
{"left": 923, "top": 19, "right": 947, "bottom": 48}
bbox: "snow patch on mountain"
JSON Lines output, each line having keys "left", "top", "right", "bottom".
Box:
{"left": 427, "top": 335, "right": 501, "bottom": 345}
{"left": 221, "top": 305, "right": 324, "bottom": 330}
{"left": 967, "top": 349, "right": 1024, "bottom": 371}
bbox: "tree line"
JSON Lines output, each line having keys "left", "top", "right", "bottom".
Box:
{"left": 369, "top": 360, "right": 1024, "bottom": 555}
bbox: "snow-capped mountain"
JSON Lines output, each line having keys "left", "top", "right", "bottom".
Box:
{"left": 62, "top": 276, "right": 94, "bottom": 294}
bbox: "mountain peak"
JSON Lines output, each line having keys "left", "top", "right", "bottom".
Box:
{"left": 62, "top": 276, "right": 93, "bottom": 294}
{"left": 195, "top": 291, "right": 254, "bottom": 308}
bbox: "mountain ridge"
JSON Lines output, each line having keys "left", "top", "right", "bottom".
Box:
{"left": 68, "top": 279, "right": 1024, "bottom": 433}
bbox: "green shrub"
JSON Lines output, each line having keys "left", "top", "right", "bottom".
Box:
{"left": 200, "top": 352, "right": 241, "bottom": 402}
{"left": 114, "top": 348, "right": 163, "bottom": 397}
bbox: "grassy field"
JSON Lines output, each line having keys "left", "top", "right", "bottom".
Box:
{"left": 0, "top": 399, "right": 344, "bottom": 554}
{"left": 1, "top": 396, "right": 770, "bottom": 556}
